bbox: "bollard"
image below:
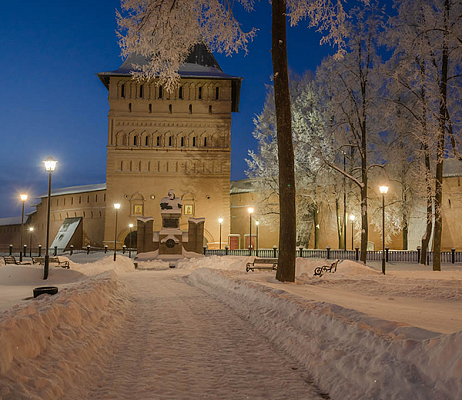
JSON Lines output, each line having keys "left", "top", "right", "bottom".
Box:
{"left": 38, "top": 245, "right": 42, "bottom": 257}
{"left": 385, "top": 247, "right": 389, "bottom": 262}
{"left": 122, "top": 245, "right": 126, "bottom": 254}
{"left": 54, "top": 246, "right": 57, "bottom": 256}
{"left": 87, "top": 245, "right": 91, "bottom": 255}
{"left": 355, "top": 246, "right": 359, "bottom": 261}
{"left": 452, "top": 248, "right": 455, "bottom": 264}
{"left": 299, "top": 246, "right": 303, "bottom": 258}
{"left": 9, "top": 244, "right": 12, "bottom": 256}
{"left": 134, "top": 262, "right": 138, "bottom": 269}
{"left": 326, "top": 246, "right": 331, "bottom": 260}
{"left": 30, "top": 246, "right": 32, "bottom": 258}
{"left": 104, "top": 245, "right": 108, "bottom": 254}
{"left": 273, "top": 245, "right": 277, "bottom": 259}
{"left": 427, "top": 253, "right": 429, "bottom": 265}
{"left": 417, "top": 246, "right": 421, "bottom": 263}
{"left": 70, "top": 245, "right": 74, "bottom": 256}
{"left": 203, "top": 245, "right": 207, "bottom": 256}
{"left": 24, "top": 245, "right": 27, "bottom": 258}
{"left": 225, "top": 245, "right": 229, "bottom": 256}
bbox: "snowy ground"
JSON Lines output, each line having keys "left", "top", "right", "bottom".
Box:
{"left": 0, "top": 254, "right": 461, "bottom": 399}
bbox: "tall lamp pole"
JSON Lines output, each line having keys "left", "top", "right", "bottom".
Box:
{"left": 128, "top": 223, "right": 133, "bottom": 258}
{"left": 113, "top": 203, "right": 121, "bottom": 261}
{"left": 19, "top": 194, "right": 28, "bottom": 262}
{"left": 248, "top": 207, "right": 254, "bottom": 255}
{"left": 379, "top": 186, "right": 389, "bottom": 275}
{"left": 349, "top": 215, "right": 355, "bottom": 250}
{"left": 43, "top": 156, "right": 57, "bottom": 280}
{"left": 343, "top": 152, "right": 347, "bottom": 250}
{"left": 218, "top": 218, "right": 223, "bottom": 250}
{"left": 29, "top": 227, "right": 34, "bottom": 257}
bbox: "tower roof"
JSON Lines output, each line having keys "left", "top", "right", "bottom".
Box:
{"left": 96, "top": 44, "right": 242, "bottom": 111}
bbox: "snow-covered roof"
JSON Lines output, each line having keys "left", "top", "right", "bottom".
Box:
{"left": 0, "top": 216, "right": 27, "bottom": 226}
{"left": 96, "top": 44, "right": 242, "bottom": 112}
{"left": 37, "top": 183, "right": 106, "bottom": 198}
{"left": 230, "top": 179, "right": 258, "bottom": 194}
{"left": 443, "top": 158, "right": 462, "bottom": 177}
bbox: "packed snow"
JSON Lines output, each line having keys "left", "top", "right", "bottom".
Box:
{"left": 1, "top": 254, "right": 461, "bottom": 399}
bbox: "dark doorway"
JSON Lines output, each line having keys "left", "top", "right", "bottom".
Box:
{"left": 124, "top": 230, "right": 137, "bottom": 248}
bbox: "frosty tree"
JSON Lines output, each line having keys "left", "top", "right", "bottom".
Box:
{"left": 117, "top": 0, "right": 350, "bottom": 282}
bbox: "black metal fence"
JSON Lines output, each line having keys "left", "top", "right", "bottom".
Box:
{"left": 204, "top": 246, "right": 462, "bottom": 264}
{"left": 0, "top": 244, "right": 136, "bottom": 257}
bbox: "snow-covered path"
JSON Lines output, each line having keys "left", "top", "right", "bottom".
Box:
{"left": 78, "top": 271, "right": 326, "bottom": 400}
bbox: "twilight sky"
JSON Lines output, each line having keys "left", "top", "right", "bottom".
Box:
{"left": 0, "top": 0, "right": 385, "bottom": 218}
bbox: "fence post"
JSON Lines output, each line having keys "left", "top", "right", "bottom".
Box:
{"left": 104, "top": 245, "right": 108, "bottom": 254}
{"left": 203, "top": 245, "right": 207, "bottom": 256}
{"left": 385, "top": 247, "right": 389, "bottom": 262}
{"left": 326, "top": 246, "right": 331, "bottom": 260}
{"left": 452, "top": 248, "right": 455, "bottom": 264}
{"left": 54, "top": 246, "right": 57, "bottom": 256}
{"left": 38, "top": 245, "right": 42, "bottom": 257}
{"left": 122, "top": 245, "right": 126, "bottom": 254}
{"left": 427, "top": 253, "right": 430, "bottom": 265}
{"left": 225, "top": 245, "right": 229, "bottom": 256}
{"left": 9, "top": 244, "right": 12, "bottom": 256}
{"left": 417, "top": 246, "right": 421, "bottom": 263}
{"left": 86, "top": 245, "right": 90, "bottom": 254}
{"left": 355, "top": 246, "right": 359, "bottom": 261}
{"left": 273, "top": 245, "right": 277, "bottom": 258}
{"left": 23, "top": 245, "right": 27, "bottom": 258}
{"left": 70, "top": 245, "right": 74, "bottom": 256}
{"left": 299, "top": 246, "right": 303, "bottom": 258}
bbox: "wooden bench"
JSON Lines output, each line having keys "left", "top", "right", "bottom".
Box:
{"left": 32, "top": 257, "right": 70, "bottom": 269}
{"left": 314, "top": 259, "right": 339, "bottom": 277}
{"left": 3, "top": 256, "right": 20, "bottom": 265}
{"left": 246, "top": 258, "right": 278, "bottom": 272}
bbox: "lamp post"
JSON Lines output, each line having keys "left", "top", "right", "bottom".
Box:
{"left": 128, "top": 223, "right": 133, "bottom": 258}
{"left": 255, "top": 221, "right": 259, "bottom": 252}
{"left": 248, "top": 207, "right": 254, "bottom": 255}
{"left": 43, "top": 156, "right": 57, "bottom": 280}
{"left": 19, "top": 194, "right": 28, "bottom": 262}
{"left": 113, "top": 203, "right": 121, "bottom": 261}
{"left": 349, "top": 215, "right": 355, "bottom": 250}
{"left": 218, "top": 218, "right": 223, "bottom": 250}
{"left": 379, "top": 186, "right": 389, "bottom": 275}
{"left": 29, "top": 227, "right": 34, "bottom": 257}
{"left": 343, "top": 152, "right": 347, "bottom": 250}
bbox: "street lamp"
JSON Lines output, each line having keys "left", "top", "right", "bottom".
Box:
{"left": 29, "top": 227, "right": 34, "bottom": 257}
{"left": 43, "top": 156, "right": 57, "bottom": 280}
{"left": 349, "top": 215, "right": 355, "bottom": 250}
{"left": 113, "top": 203, "right": 121, "bottom": 261}
{"left": 128, "top": 223, "right": 134, "bottom": 258}
{"left": 19, "top": 194, "right": 28, "bottom": 262}
{"left": 248, "top": 207, "right": 254, "bottom": 255}
{"left": 255, "top": 221, "right": 259, "bottom": 253}
{"left": 379, "top": 186, "right": 389, "bottom": 274}
{"left": 218, "top": 218, "right": 223, "bottom": 250}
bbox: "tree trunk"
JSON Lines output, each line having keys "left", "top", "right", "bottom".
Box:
{"left": 433, "top": 0, "right": 449, "bottom": 272}
{"left": 336, "top": 198, "right": 343, "bottom": 249}
{"left": 313, "top": 206, "right": 319, "bottom": 249}
{"left": 272, "top": 0, "right": 296, "bottom": 282}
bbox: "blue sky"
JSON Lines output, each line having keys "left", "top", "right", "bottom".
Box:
{"left": 0, "top": 0, "right": 378, "bottom": 218}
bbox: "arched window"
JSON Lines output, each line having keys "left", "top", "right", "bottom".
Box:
{"left": 192, "top": 137, "right": 196, "bottom": 147}
{"left": 134, "top": 136, "right": 137, "bottom": 146}
{"left": 139, "top": 85, "right": 144, "bottom": 98}
{"left": 204, "top": 137, "right": 207, "bottom": 147}
{"left": 215, "top": 87, "right": 219, "bottom": 100}
{"left": 169, "top": 104, "right": 172, "bottom": 114}
{"left": 198, "top": 87, "right": 202, "bottom": 100}
{"left": 149, "top": 103, "right": 152, "bottom": 113}
{"left": 129, "top": 103, "right": 132, "bottom": 112}
{"left": 168, "top": 136, "right": 172, "bottom": 146}
{"left": 181, "top": 137, "right": 184, "bottom": 147}
{"left": 209, "top": 105, "right": 212, "bottom": 114}
{"left": 121, "top": 84, "right": 125, "bottom": 98}
{"left": 95, "top": 194, "right": 98, "bottom": 202}
{"left": 179, "top": 86, "right": 183, "bottom": 99}
{"left": 189, "top": 104, "right": 192, "bottom": 114}
{"left": 145, "top": 136, "right": 149, "bottom": 146}
{"left": 157, "top": 136, "right": 160, "bottom": 146}
{"left": 87, "top": 195, "right": 90, "bottom": 203}
{"left": 158, "top": 86, "right": 163, "bottom": 99}
{"left": 71, "top": 197, "right": 74, "bottom": 205}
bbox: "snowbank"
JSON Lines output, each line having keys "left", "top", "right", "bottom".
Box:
{"left": 177, "top": 255, "right": 253, "bottom": 271}
{"left": 0, "top": 271, "right": 131, "bottom": 399}
{"left": 188, "top": 268, "right": 462, "bottom": 400}
{"left": 69, "top": 255, "right": 137, "bottom": 275}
